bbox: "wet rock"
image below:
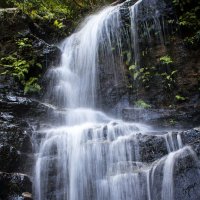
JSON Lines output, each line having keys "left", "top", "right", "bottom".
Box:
{"left": 148, "top": 146, "right": 200, "bottom": 200}
{"left": 122, "top": 108, "right": 174, "bottom": 122}
{"left": 127, "top": 40, "right": 200, "bottom": 125}
{"left": 122, "top": 107, "right": 200, "bottom": 129}
{"left": 137, "top": 134, "right": 168, "bottom": 163}
{"left": 97, "top": 63, "right": 128, "bottom": 111}
{"left": 22, "top": 192, "right": 33, "bottom": 200}
{"left": 137, "top": 128, "right": 200, "bottom": 163}
{"left": 180, "top": 128, "right": 200, "bottom": 158}
{"left": 174, "top": 148, "right": 200, "bottom": 200}
{"left": 0, "top": 144, "right": 21, "bottom": 173}
{"left": 30, "top": 34, "right": 61, "bottom": 71}
{"left": 0, "top": 8, "right": 29, "bottom": 41}
{"left": 0, "top": 172, "right": 32, "bottom": 200}
{"left": 0, "top": 73, "right": 49, "bottom": 176}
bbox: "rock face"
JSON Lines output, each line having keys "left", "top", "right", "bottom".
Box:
{"left": 0, "top": 172, "right": 32, "bottom": 200}
{"left": 127, "top": 129, "right": 200, "bottom": 200}
{"left": 0, "top": 8, "right": 61, "bottom": 70}
{"left": 94, "top": 0, "right": 200, "bottom": 123}
{"left": 97, "top": 61, "right": 128, "bottom": 112}
{"left": 122, "top": 107, "right": 200, "bottom": 129}
{"left": 174, "top": 150, "right": 200, "bottom": 200}
{"left": 0, "top": 8, "right": 59, "bottom": 199}
{"left": 128, "top": 39, "right": 200, "bottom": 122}
{"left": 0, "top": 74, "right": 50, "bottom": 199}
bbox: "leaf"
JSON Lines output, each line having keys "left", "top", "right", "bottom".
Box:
{"left": 24, "top": 77, "right": 41, "bottom": 94}
{"left": 126, "top": 52, "right": 132, "bottom": 65}
{"left": 36, "top": 63, "right": 43, "bottom": 69}
{"left": 53, "top": 19, "right": 64, "bottom": 29}
{"left": 1, "top": 70, "right": 9, "bottom": 75}
{"left": 171, "top": 70, "right": 178, "bottom": 75}
{"left": 129, "top": 65, "right": 136, "bottom": 71}
{"left": 140, "top": 68, "right": 144, "bottom": 73}
{"left": 134, "top": 100, "right": 151, "bottom": 109}
{"left": 134, "top": 72, "right": 139, "bottom": 80}
{"left": 175, "top": 95, "right": 186, "bottom": 101}
{"left": 160, "top": 55, "right": 173, "bottom": 65}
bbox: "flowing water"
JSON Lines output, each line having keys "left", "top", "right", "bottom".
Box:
{"left": 34, "top": 0, "right": 198, "bottom": 200}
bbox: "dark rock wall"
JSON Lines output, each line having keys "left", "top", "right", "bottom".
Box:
{"left": 0, "top": 8, "right": 60, "bottom": 200}
{"left": 130, "top": 39, "right": 200, "bottom": 109}
{"left": 0, "top": 74, "right": 49, "bottom": 199}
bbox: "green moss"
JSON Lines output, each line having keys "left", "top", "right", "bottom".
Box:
{"left": 135, "top": 100, "right": 151, "bottom": 109}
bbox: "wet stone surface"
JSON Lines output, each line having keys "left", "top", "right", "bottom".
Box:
{"left": 0, "top": 172, "right": 32, "bottom": 200}
{"left": 0, "top": 75, "right": 48, "bottom": 199}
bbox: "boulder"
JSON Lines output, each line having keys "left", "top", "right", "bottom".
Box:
{"left": 0, "top": 172, "right": 32, "bottom": 200}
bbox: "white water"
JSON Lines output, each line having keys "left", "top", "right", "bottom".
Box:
{"left": 34, "top": 1, "right": 198, "bottom": 200}
{"left": 130, "top": 0, "right": 165, "bottom": 67}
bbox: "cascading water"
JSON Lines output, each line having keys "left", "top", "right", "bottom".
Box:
{"left": 34, "top": 0, "right": 199, "bottom": 200}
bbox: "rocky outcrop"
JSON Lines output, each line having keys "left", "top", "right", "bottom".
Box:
{"left": 0, "top": 74, "right": 49, "bottom": 199}
{"left": 133, "top": 128, "right": 200, "bottom": 200}
{"left": 0, "top": 75, "right": 64, "bottom": 200}
{"left": 0, "top": 172, "right": 32, "bottom": 200}
{"left": 0, "top": 8, "right": 62, "bottom": 199}
{"left": 95, "top": 0, "right": 200, "bottom": 124}
{"left": 122, "top": 106, "right": 200, "bottom": 129}
{"left": 0, "top": 8, "right": 61, "bottom": 70}
{"left": 181, "top": 128, "right": 200, "bottom": 158}
{"left": 128, "top": 39, "right": 200, "bottom": 116}
{"left": 174, "top": 150, "right": 200, "bottom": 200}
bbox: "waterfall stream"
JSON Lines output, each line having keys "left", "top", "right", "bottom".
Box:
{"left": 34, "top": 1, "right": 199, "bottom": 200}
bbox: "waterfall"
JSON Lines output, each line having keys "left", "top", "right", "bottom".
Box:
{"left": 34, "top": 0, "right": 199, "bottom": 200}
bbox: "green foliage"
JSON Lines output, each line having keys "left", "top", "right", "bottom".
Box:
{"left": 175, "top": 95, "right": 186, "bottom": 101}
{"left": 0, "top": 37, "right": 43, "bottom": 94}
{"left": 6, "top": 0, "right": 74, "bottom": 33}
{"left": 0, "top": 0, "right": 13, "bottom": 7}
{"left": 1, "top": 55, "right": 29, "bottom": 80}
{"left": 158, "top": 55, "right": 176, "bottom": 91}
{"left": 2, "top": 0, "right": 112, "bottom": 39}
{"left": 134, "top": 100, "right": 151, "bottom": 109}
{"left": 172, "top": 0, "right": 193, "bottom": 11}
{"left": 160, "top": 56, "right": 173, "bottom": 65}
{"left": 169, "top": 118, "right": 177, "bottom": 125}
{"left": 16, "top": 38, "right": 32, "bottom": 49}
{"left": 129, "top": 65, "right": 138, "bottom": 80}
{"left": 125, "top": 52, "right": 132, "bottom": 65}
{"left": 24, "top": 77, "right": 41, "bottom": 94}
{"left": 184, "top": 31, "right": 200, "bottom": 45}
{"left": 127, "top": 53, "right": 177, "bottom": 92}
{"left": 160, "top": 70, "right": 177, "bottom": 90}
{"left": 172, "top": 0, "right": 200, "bottom": 47}
{"left": 53, "top": 20, "right": 64, "bottom": 29}
{"left": 7, "top": 0, "right": 113, "bottom": 27}
{"left": 128, "top": 64, "right": 155, "bottom": 89}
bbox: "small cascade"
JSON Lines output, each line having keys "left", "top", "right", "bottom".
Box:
{"left": 33, "top": 0, "right": 200, "bottom": 200}
{"left": 130, "top": 0, "right": 167, "bottom": 67}
{"left": 130, "top": 0, "right": 143, "bottom": 66}
{"left": 164, "top": 132, "right": 183, "bottom": 153}
{"left": 161, "top": 146, "right": 198, "bottom": 200}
